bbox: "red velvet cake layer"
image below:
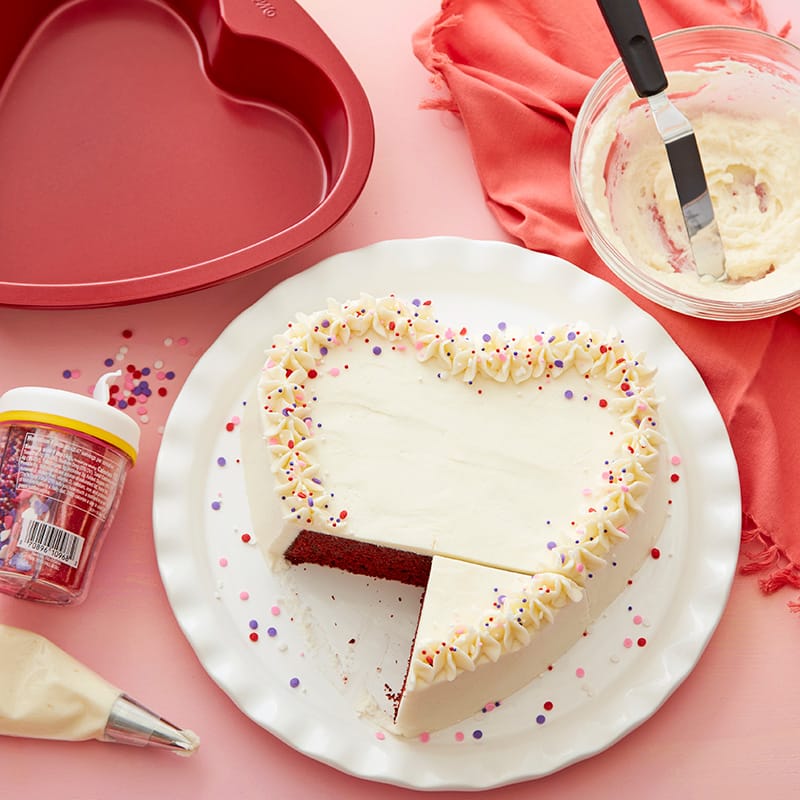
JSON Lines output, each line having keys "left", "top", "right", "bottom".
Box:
{"left": 284, "top": 530, "right": 432, "bottom": 587}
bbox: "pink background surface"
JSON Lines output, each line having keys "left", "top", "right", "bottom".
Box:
{"left": 1, "top": 1, "right": 798, "bottom": 797}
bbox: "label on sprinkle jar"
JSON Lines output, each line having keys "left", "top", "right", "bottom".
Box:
{"left": 0, "top": 381, "right": 139, "bottom": 605}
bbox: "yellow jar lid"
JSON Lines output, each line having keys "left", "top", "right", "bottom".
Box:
{"left": 0, "top": 386, "right": 140, "bottom": 464}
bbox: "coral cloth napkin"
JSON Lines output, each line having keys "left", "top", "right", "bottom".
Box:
{"left": 413, "top": 0, "right": 800, "bottom": 610}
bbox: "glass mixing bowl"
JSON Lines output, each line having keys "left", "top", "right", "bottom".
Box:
{"left": 571, "top": 26, "right": 800, "bottom": 320}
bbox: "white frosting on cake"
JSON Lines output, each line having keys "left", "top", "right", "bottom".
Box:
{"left": 250, "top": 294, "right": 668, "bottom": 736}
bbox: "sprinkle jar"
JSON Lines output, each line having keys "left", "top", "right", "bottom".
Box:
{"left": 0, "top": 381, "right": 139, "bottom": 605}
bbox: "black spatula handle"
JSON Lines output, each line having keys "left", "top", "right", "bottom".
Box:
{"left": 596, "top": 0, "right": 668, "bottom": 97}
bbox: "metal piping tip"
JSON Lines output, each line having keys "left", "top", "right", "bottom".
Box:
{"left": 103, "top": 694, "right": 200, "bottom": 756}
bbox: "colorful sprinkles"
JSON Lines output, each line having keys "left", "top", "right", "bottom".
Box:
{"left": 61, "top": 328, "right": 187, "bottom": 426}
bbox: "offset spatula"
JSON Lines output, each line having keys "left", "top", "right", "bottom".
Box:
{"left": 595, "top": 0, "right": 727, "bottom": 280}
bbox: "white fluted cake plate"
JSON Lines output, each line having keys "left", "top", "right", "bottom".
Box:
{"left": 153, "top": 237, "right": 740, "bottom": 790}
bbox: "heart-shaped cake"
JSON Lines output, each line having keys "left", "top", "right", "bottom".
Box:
{"left": 250, "top": 294, "right": 669, "bottom": 736}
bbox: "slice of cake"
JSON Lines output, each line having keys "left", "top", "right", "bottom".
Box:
{"left": 245, "top": 293, "right": 668, "bottom": 736}
{"left": 394, "top": 556, "right": 591, "bottom": 736}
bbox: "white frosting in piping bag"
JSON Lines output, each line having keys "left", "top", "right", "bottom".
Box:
{"left": 0, "top": 624, "right": 120, "bottom": 741}
{"left": 0, "top": 625, "right": 199, "bottom": 752}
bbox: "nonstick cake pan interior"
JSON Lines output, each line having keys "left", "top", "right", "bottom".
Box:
{"left": 0, "top": 0, "right": 375, "bottom": 307}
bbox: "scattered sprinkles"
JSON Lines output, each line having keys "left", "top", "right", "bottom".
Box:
{"left": 60, "top": 328, "right": 187, "bottom": 426}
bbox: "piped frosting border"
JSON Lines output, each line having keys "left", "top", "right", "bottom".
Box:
{"left": 257, "top": 294, "right": 663, "bottom": 687}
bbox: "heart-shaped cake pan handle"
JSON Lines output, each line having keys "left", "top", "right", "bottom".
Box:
{"left": 218, "top": 0, "right": 348, "bottom": 68}
{"left": 201, "top": 0, "right": 374, "bottom": 182}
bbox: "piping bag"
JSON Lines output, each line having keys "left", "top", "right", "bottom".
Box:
{"left": 0, "top": 624, "right": 199, "bottom": 754}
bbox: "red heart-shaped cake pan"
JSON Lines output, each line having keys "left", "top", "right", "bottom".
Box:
{"left": 0, "top": 0, "right": 374, "bottom": 308}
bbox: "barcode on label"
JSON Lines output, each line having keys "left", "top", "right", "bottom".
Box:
{"left": 18, "top": 518, "right": 84, "bottom": 568}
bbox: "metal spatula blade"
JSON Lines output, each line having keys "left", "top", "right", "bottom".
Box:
{"left": 595, "top": 0, "right": 727, "bottom": 280}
